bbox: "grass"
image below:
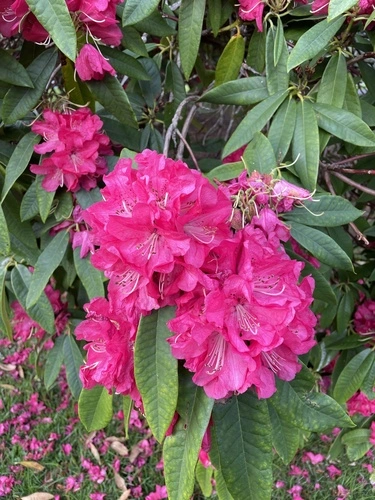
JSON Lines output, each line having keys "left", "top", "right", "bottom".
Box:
{"left": 1, "top": 340, "right": 375, "bottom": 499}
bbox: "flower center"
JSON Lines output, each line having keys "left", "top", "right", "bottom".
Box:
{"left": 205, "top": 334, "right": 226, "bottom": 375}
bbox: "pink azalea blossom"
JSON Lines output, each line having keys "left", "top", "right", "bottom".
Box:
{"left": 0, "top": 475, "right": 15, "bottom": 497}
{"left": 275, "top": 481, "right": 285, "bottom": 488}
{"left": 302, "top": 451, "right": 325, "bottom": 464}
{"left": 370, "top": 421, "right": 375, "bottom": 446}
{"left": 145, "top": 485, "right": 168, "bottom": 500}
{"left": 62, "top": 443, "right": 73, "bottom": 455}
{"left": 76, "top": 44, "right": 116, "bottom": 81}
{"left": 89, "top": 494, "right": 106, "bottom": 500}
{"left": 347, "top": 391, "right": 375, "bottom": 417}
{"left": 337, "top": 485, "right": 350, "bottom": 499}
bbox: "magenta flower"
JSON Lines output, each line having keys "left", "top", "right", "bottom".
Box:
{"left": 238, "top": 0, "right": 265, "bottom": 32}
{"left": 76, "top": 44, "right": 116, "bottom": 81}
{"left": 354, "top": 299, "right": 375, "bottom": 335}
{"left": 30, "top": 108, "right": 112, "bottom": 192}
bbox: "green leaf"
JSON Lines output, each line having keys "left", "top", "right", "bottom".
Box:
{"left": 328, "top": 0, "right": 359, "bottom": 20}
{"left": 11, "top": 265, "right": 55, "bottom": 334}
{"left": 75, "top": 188, "right": 102, "bottom": 209}
{"left": 121, "top": 27, "right": 148, "bottom": 57}
{"left": 133, "top": 9, "right": 176, "bottom": 37}
{"left": 287, "top": 249, "right": 337, "bottom": 305}
{"left": 207, "top": 0, "right": 221, "bottom": 36}
{"left": 0, "top": 48, "right": 34, "bottom": 87}
{"left": 212, "top": 392, "right": 273, "bottom": 500}
{"left": 44, "top": 335, "right": 65, "bottom": 390}
{"left": 267, "top": 400, "right": 301, "bottom": 464}
{"left": 313, "top": 103, "right": 375, "bottom": 147}
{"left": 283, "top": 195, "right": 364, "bottom": 227}
{"left": 317, "top": 53, "right": 347, "bottom": 108}
{"left": 178, "top": 0, "right": 207, "bottom": 78}
{"left": 342, "top": 429, "right": 372, "bottom": 460}
{"left": 270, "top": 378, "right": 355, "bottom": 432}
{"left": 54, "top": 192, "right": 73, "bottom": 221}
{"left": 26, "top": 230, "right": 69, "bottom": 309}
{"left": 195, "top": 462, "right": 213, "bottom": 498}
{"left": 223, "top": 90, "right": 288, "bottom": 157}
{"left": 35, "top": 175, "right": 55, "bottom": 223}
{"left": 1, "top": 132, "right": 40, "bottom": 203}
{"left": 78, "top": 385, "right": 113, "bottom": 432}
{"left": 344, "top": 73, "right": 362, "bottom": 117}
{"left": 135, "top": 307, "right": 178, "bottom": 442}
{"left": 242, "top": 132, "right": 277, "bottom": 174}
{"left": 63, "top": 333, "right": 83, "bottom": 399}
{"left": 73, "top": 248, "right": 104, "bottom": 300}
{"left": 333, "top": 349, "right": 374, "bottom": 404}
{"left": 0, "top": 258, "right": 12, "bottom": 339}
{"left": 20, "top": 182, "right": 39, "bottom": 222}
{"left": 200, "top": 76, "right": 268, "bottom": 105}
{"left": 123, "top": 396, "right": 133, "bottom": 439}
{"left": 206, "top": 162, "right": 245, "bottom": 181}
{"left": 163, "top": 370, "right": 214, "bottom": 500}
{"left": 2, "top": 49, "right": 58, "bottom": 125}
{"left": 24, "top": 0, "right": 76, "bottom": 60}
{"left": 247, "top": 30, "right": 266, "bottom": 74}
{"left": 292, "top": 100, "right": 320, "bottom": 191}
{"left": 361, "top": 357, "right": 375, "bottom": 399}
{"left": 268, "top": 97, "right": 296, "bottom": 163}
{"left": 122, "top": 0, "right": 160, "bottom": 26}
{"left": 87, "top": 75, "right": 138, "bottom": 129}
{"left": 287, "top": 17, "right": 345, "bottom": 71}
{"left": 289, "top": 222, "right": 354, "bottom": 271}
{"left": 266, "top": 23, "right": 289, "bottom": 95}
{"left": 0, "top": 205, "right": 10, "bottom": 256}
{"left": 100, "top": 46, "right": 151, "bottom": 80}
{"left": 210, "top": 432, "right": 234, "bottom": 500}
{"left": 336, "top": 290, "right": 355, "bottom": 334}
{"left": 215, "top": 33, "right": 245, "bottom": 87}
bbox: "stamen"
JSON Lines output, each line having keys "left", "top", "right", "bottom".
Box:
{"left": 184, "top": 222, "right": 216, "bottom": 244}
{"left": 311, "top": 1, "right": 329, "bottom": 14}
{"left": 254, "top": 275, "right": 285, "bottom": 296}
{"left": 262, "top": 351, "right": 284, "bottom": 374}
{"left": 136, "top": 230, "right": 159, "bottom": 260}
{"left": 240, "top": 1, "right": 263, "bottom": 14}
{"left": 236, "top": 304, "right": 259, "bottom": 334}
{"left": 114, "top": 269, "right": 140, "bottom": 296}
{"left": 205, "top": 334, "right": 226, "bottom": 375}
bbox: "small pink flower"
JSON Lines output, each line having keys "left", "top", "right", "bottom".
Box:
{"left": 146, "top": 485, "right": 168, "bottom": 500}
{"left": 0, "top": 475, "right": 15, "bottom": 496}
{"left": 327, "top": 464, "right": 342, "bottom": 479}
{"left": 275, "top": 481, "right": 285, "bottom": 489}
{"left": 76, "top": 44, "right": 116, "bottom": 81}
{"left": 89, "top": 494, "right": 106, "bottom": 500}
{"left": 337, "top": 485, "right": 350, "bottom": 499}
{"left": 354, "top": 300, "right": 375, "bottom": 335}
{"left": 238, "top": 0, "right": 265, "bottom": 31}
{"left": 302, "top": 452, "right": 325, "bottom": 465}
{"left": 62, "top": 443, "right": 73, "bottom": 456}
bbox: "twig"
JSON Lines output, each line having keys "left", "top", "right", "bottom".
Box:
{"left": 324, "top": 171, "right": 369, "bottom": 246}
{"left": 347, "top": 51, "right": 375, "bottom": 66}
{"left": 335, "top": 169, "right": 375, "bottom": 175}
{"left": 163, "top": 95, "right": 200, "bottom": 157}
{"left": 331, "top": 170, "right": 375, "bottom": 196}
{"left": 175, "top": 128, "right": 201, "bottom": 171}
{"left": 323, "top": 151, "right": 375, "bottom": 168}
{"left": 176, "top": 105, "right": 198, "bottom": 159}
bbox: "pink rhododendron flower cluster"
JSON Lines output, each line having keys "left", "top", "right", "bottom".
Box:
{"left": 347, "top": 391, "right": 375, "bottom": 416}
{"left": 30, "top": 107, "right": 112, "bottom": 192}
{"left": 0, "top": 0, "right": 123, "bottom": 45}
{"left": 311, "top": 0, "right": 375, "bottom": 16}
{"left": 78, "top": 150, "right": 316, "bottom": 401}
{"left": 354, "top": 299, "right": 375, "bottom": 335}
{"left": 11, "top": 282, "right": 69, "bottom": 345}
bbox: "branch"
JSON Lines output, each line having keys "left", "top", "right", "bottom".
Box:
{"left": 347, "top": 51, "right": 375, "bottom": 66}
{"left": 163, "top": 95, "right": 200, "bottom": 157}
{"left": 322, "top": 151, "right": 375, "bottom": 169}
{"left": 175, "top": 128, "right": 200, "bottom": 171}
{"left": 176, "top": 105, "right": 198, "bottom": 160}
{"left": 331, "top": 170, "right": 375, "bottom": 196}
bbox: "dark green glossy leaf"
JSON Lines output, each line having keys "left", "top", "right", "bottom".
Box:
{"left": 266, "top": 23, "right": 289, "bottom": 95}
{"left": 344, "top": 73, "right": 362, "bottom": 117}
{"left": 207, "top": 0, "right": 221, "bottom": 36}
{"left": 44, "top": 335, "right": 65, "bottom": 390}
{"left": 268, "top": 97, "right": 296, "bottom": 163}
{"left": 247, "top": 30, "right": 266, "bottom": 73}
{"left": 0, "top": 48, "right": 34, "bottom": 87}
{"left": 78, "top": 385, "right": 113, "bottom": 432}
{"left": 243, "top": 132, "right": 276, "bottom": 174}
{"left": 289, "top": 222, "right": 354, "bottom": 271}
{"left": 336, "top": 290, "right": 355, "bottom": 334}
{"left": 283, "top": 195, "right": 364, "bottom": 227}
{"left": 223, "top": 90, "right": 287, "bottom": 157}
{"left": 361, "top": 357, "right": 375, "bottom": 400}
{"left": 122, "top": 0, "right": 160, "bottom": 26}
{"left": 0, "top": 205, "right": 10, "bottom": 256}
{"left": 25, "top": 0, "right": 76, "bottom": 60}
{"left": 215, "top": 33, "right": 245, "bottom": 87}
{"left": 333, "top": 349, "right": 374, "bottom": 403}
{"left": 178, "top": 0, "right": 206, "bottom": 78}
{"left": 35, "top": 175, "right": 55, "bottom": 223}
{"left": 200, "top": 77, "right": 268, "bottom": 105}
{"left": 73, "top": 248, "right": 104, "bottom": 300}
{"left": 195, "top": 461, "right": 213, "bottom": 497}
{"left": 163, "top": 370, "right": 214, "bottom": 500}
{"left": 287, "top": 17, "right": 344, "bottom": 71}
{"left": 267, "top": 400, "right": 301, "bottom": 464}
{"left": 63, "top": 333, "right": 83, "bottom": 399}
{"left": 87, "top": 75, "right": 138, "bottom": 129}
{"left": 313, "top": 103, "right": 375, "bottom": 147}
{"left": 11, "top": 265, "right": 55, "bottom": 334}
{"left": 123, "top": 396, "right": 133, "bottom": 439}
{"left": 2, "top": 49, "right": 58, "bottom": 125}
{"left": 206, "top": 162, "right": 245, "bottom": 181}
{"left": 0, "top": 258, "right": 12, "bottom": 339}
{"left": 1, "top": 132, "right": 40, "bottom": 203}
{"left": 135, "top": 307, "right": 178, "bottom": 442}
{"left": 20, "top": 182, "right": 39, "bottom": 222}
{"left": 212, "top": 392, "right": 273, "bottom": 500}
{"left": 100, "top": 46, "right": 151, "bottom": 80}
{"left": 292, "top": 100, "right": 320, "bottom": 191}
{"left": 26, "top": 230, "right": 69, "bottom": 308}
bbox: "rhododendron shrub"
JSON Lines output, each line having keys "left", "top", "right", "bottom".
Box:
{"left": 0, "top": 1, "right": 375, "bottom": 499}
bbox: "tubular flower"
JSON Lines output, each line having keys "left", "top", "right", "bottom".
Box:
{"left": 75, "top": 44, "right": 116, "bottom": 81}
